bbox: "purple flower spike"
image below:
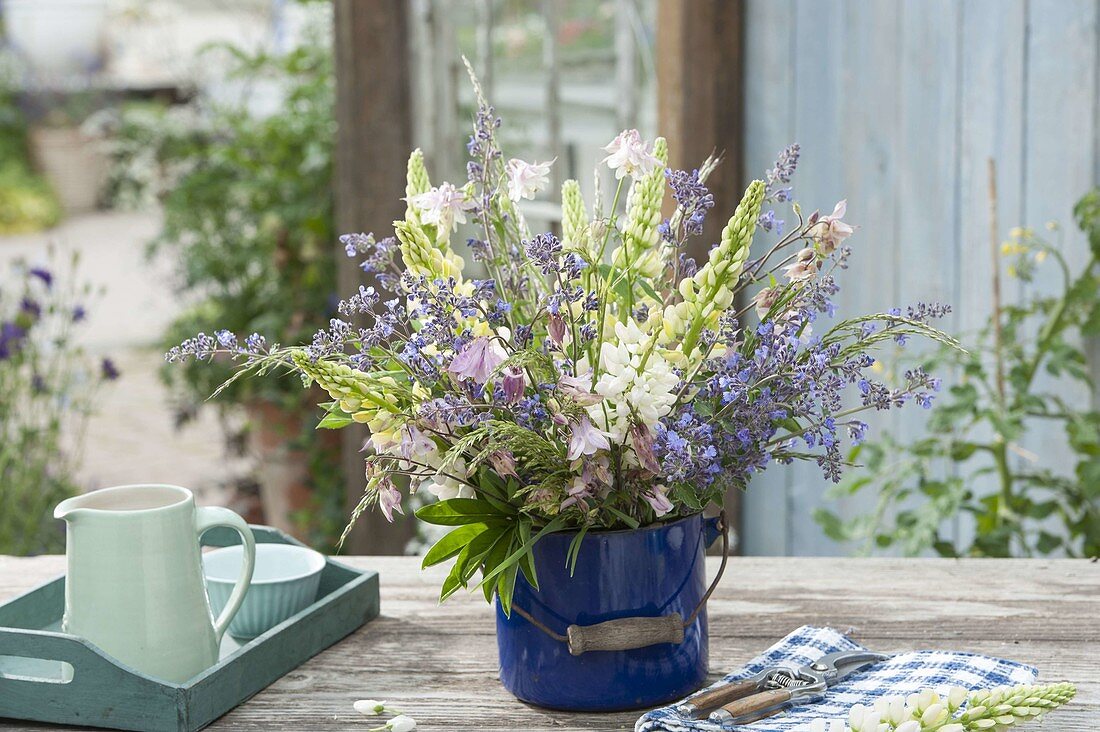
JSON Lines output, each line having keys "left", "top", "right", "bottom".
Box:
{"left": 100, "top": 358, "right": 120, "bottom": 381}
{"left": 29, "top": 267, "right": 53, "bottom": 288}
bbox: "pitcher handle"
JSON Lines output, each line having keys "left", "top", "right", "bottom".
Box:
{"left": 195, "top": 507, "right": 256, "bottom": 644}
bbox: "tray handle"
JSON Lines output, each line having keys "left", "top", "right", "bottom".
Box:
{"left": 0, "top": 629, "right": 102, "bottom": 685}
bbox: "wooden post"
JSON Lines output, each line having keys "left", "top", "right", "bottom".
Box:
{"left": 657, "top": 0, "right": 745, "bottom": 248}
{"left": 333, "top": 0, "right": 415, "bottom": 554}
{"left": 656, "top": 0, "right": 746, "bottom": 551}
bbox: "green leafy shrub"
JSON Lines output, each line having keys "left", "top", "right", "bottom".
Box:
{"left": 818, "top": 190, "right": 1100, "bottom": 557}
{"left": 103, "top": 24, "right": 345, "bottom": 546}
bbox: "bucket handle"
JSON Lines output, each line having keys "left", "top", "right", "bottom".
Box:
{"left": 510, "top": 510, "right": 729, "bottom": 656}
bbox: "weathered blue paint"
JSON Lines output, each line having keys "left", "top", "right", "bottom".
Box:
{"left": 742, "top": 0, "right": 1100, "bottom": 556}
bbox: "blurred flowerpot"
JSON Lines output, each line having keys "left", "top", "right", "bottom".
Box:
{"left": 28, "top": 126, "right": 107, "bottom": 214}
{"left": 2, "top": 0, "right": 108, "bottom": 74}
{"left": 246, "top": 400, "right": 313, "bottom": 541}
{"left": 246, "top": 399, "right": 339, "bottom": 543}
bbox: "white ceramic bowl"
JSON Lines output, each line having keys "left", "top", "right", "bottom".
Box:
{"left": 203, "top": 543, "right": 325, "bottom": 640}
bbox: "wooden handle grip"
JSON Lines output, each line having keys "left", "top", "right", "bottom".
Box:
{"left": 718, "top": 688, "right": 792, "bottom": 720}
{"left": 566, "top": 613, "right": 684, "bottom": 656}
{"left": 678, "top": 679, "right": 761, "bottom": 713}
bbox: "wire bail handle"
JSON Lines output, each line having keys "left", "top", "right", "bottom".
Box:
{"left": 511, "top": 510, "right": 729, "bottom": 656}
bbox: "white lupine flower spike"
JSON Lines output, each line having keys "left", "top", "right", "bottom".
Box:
{"left": 802, "top": 682, "right": 1075, "bottom": 731}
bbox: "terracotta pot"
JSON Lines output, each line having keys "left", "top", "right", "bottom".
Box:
{"left": 245, "top": 400, "right": 333, "bottom": 542}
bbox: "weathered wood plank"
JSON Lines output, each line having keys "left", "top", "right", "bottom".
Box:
{"left": 740, "top": 0, "right": 796, "bottom": 557}
{"left": 1, "top": 556, "right": 1097, "bottom": 730}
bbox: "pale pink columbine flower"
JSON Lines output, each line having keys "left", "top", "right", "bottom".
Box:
{"left": 399, "top": 425, "right": 436, "bottom": 462}
{"left": 557, "top": 374, "right": 603, "bottom": 406}
{"left": 547, "top": 313, "right": 568, "bottom": 348}
{"left": 783, "top": 247, "right": 820, "bottom": 282}
{"left": 500, "top": 366, "right": 525, "bottom": 403}
{"left": 643, "top": 484, "right": 674, "bottom": 517}
{"left": 406, "top": 182, "right": 474, "bottom": 232}
{"left": 753, "top": 286, "right": 780, "bottom": 319}
{"left": 377, "top": 478, "right": 404, "bottom": 522}
{"left": 505, "top": 157, "right": 554, "bottom": 201}
{"left": 631, "top": 423, "right": 660, "bottom": 474}
{"left": 601, "top": 129, "right": 661, "bottom": 180}
{"left": 488, "top": 450, "right": 518, "bottom": 479}
{"left": 566, "top": 415, "right": 611, "bottom": 461}
{"left": 447, "top": 337, "right": 505, "bottom": 383}
{"left": 811, "top": 199, "right": 854, "bottom": 253}
{"left": 561, "top": 475, "right": 595, "bottom": 510}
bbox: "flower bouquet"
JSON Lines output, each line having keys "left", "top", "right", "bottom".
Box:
{"left": 169, "top": 70, "right": 955, "bottom": 709}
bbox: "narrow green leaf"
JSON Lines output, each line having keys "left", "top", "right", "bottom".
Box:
{"left": 422, "top": 523, "right": 488, "bottom": 569}
{"left": 517, "top": 520, "right": 539, "bottom": 590}
{"left": 481, "top": 529, "right": 514, "bottom": 604}
{"left": 605, "top": 506, "right": 640, "bottom": 529}
{"left": 457, "top": 525, "right": 507, "bottom": 583}
{"left": 497, "top": 561, "right": 520, "bottom": 617}
{"left": 478, "top": 517, "right": 565, "bottom": 590}
{"left": 566, "top": 525, "right": 589, "bottom": 577}
{"left": 415, "top": 498, "right": 509, "bottom": 526}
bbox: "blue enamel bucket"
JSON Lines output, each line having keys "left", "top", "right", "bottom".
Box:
{"left": 496, "top": 512, "right": 723, "bottom": 711}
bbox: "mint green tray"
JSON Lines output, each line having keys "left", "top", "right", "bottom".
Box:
{"left": 0, "top": 526, "right": 379, "bottom": 732}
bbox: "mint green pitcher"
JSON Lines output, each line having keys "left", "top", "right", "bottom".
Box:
{"left": 54, "top": 484, "right": 255, "bottom": 683}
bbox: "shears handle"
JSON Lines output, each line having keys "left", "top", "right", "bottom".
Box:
{"left": 674, "top": 678, "right": 765, "bottom": 717}
{"left": 709, "top": 687, "right": 801, "bottom": 724}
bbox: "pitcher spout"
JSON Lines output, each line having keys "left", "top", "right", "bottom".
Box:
{"left": 54, "top": 494, "right": 90, "bottom": 522}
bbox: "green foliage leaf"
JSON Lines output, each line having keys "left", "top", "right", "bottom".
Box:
{"left": 415, "top": 498, "right": 510, "bottom": 526}
{"left": 422, "top": 523, "right": 489, "bottom": 568}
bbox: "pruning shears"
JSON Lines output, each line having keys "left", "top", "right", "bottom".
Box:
{"left": 674, "top": 649, "right": 889, "bottom": 725}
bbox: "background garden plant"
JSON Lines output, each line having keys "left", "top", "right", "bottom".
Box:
{"left": 0, "top": 254, "right": 117, "bottom": 555}
{"left": 101, "top": 21, "right": 346, "bottom": 546}
{"left": 818, "top": 189, "right": 1100, "bottom": 558}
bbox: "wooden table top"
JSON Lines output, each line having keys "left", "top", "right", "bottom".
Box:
{"left": 1, "top": 556, "right": 1097, "bottom": 730}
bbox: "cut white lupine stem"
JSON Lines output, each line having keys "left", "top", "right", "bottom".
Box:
{"left": 353, "top": 699, "right": 388, "bottom": 715}
{"left": 663, "top": 179, "right": 765, "bottom": 358}
{"left": 404, "top": 149, "right": 431, "bottom": 225}
{"left": 394, "top": 218, "right": 464, "bottom": 280}
{"left": 612, "top": 136, "right": 668, "bottom": 281}
{"left": 802, "top": 682, "right": 1076, "bottom": 732}
{"left": 561, "top": 179, "right": 588, "bottom": 250}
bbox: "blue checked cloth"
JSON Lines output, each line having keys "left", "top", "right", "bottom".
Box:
{"left": 635, "top": 625, "right": 1037, "bottom": 731}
